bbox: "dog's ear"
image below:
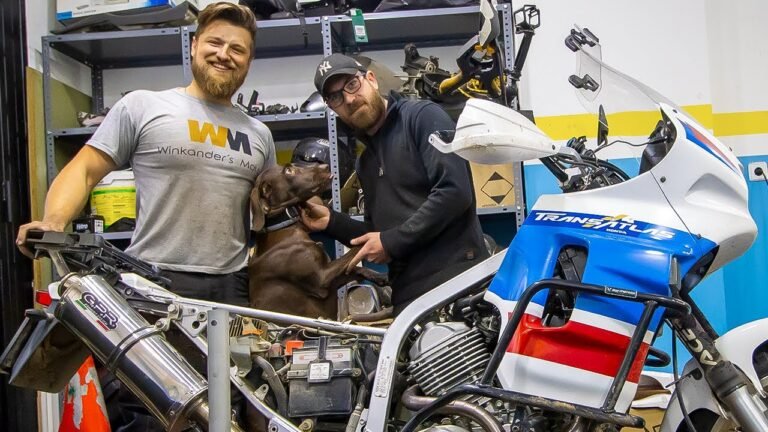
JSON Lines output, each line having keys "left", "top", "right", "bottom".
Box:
{"left": 251, "top": 173, "right": 272, "bottom": 232}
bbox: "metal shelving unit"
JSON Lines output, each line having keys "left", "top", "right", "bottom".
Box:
{"left": 42, "top": 19, "right": 331, "bottom": 180}
{"left": 41, "top": 6, "right": 526, "bottom": 250}
{"left": 101, "top": 231, "right": 134, "bottom": 241}
{"left": 183, "top": 17, "right": 325, "bottom": 56}
{"left": 254, "top": 111, "right": 327, "bottom": 141}
{"left": 327, "top": 5, "right": 487, "bottom": 52}
{"left": 42, "top": 27, "right": 187, "bottom": 184}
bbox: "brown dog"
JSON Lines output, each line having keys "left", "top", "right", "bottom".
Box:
{"left": 248, "top": 163, "right": 387, "bottom": 319}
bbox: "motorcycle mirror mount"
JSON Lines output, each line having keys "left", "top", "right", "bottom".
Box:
{"left": 597, "top": 104, "right": 609, "bottom": 147}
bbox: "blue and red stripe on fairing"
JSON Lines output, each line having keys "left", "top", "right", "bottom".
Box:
{"left": 488, "top": 210, "right": 717, "bottom": 377}
{"left": 507, "top": 312, "right": 650, "bottom": 383}
{"left": 679, "top": 119, "right": 740, "bottom": 174}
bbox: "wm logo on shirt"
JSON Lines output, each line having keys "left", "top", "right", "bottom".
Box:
{"left": 188, "top": 120, "right": 252, "bottom": 155}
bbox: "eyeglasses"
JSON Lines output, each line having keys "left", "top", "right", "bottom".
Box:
{"left": 324, "top": 74, "right": 363, "bottom": 108}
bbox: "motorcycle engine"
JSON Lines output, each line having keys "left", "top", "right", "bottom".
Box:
{"left": 403, "top": 314, "right": 585, "bottom": 432}
{"left": 407, "top": 321, "right": 491, "bottom": 396}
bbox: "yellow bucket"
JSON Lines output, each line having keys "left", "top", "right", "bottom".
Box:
{"left": 90, "top": 170, "right": 136, "bottom": 228}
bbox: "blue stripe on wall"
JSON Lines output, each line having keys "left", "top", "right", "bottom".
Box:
{"left": 723, "top": 156, "right": 768, "bottom": 329}
{"left": 523, "top": 156, "right": 766, "bottom": 372}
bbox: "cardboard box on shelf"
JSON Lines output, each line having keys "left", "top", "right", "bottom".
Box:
{"left": 470, "top": 162, "right": 516, "bottom": 209}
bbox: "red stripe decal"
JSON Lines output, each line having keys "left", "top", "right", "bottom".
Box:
{"left": 96, "top": 320, "right": 109, "bottom": 332}
{"left": 506, "top": 314, "right": 648, "bottom": 383}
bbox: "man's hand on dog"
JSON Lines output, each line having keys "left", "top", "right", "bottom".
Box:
{"left": 347, "top": 232, "right": 391, "bottom": 272}
{"left": 300, "top": 198, "right": 391, "bottom": 270}
{"left": 300, "top": 199, "right": 330, "bottom": 231}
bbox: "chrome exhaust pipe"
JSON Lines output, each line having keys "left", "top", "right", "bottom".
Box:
{"left": 55, "top": 274, "right": 220, "bottom": 431}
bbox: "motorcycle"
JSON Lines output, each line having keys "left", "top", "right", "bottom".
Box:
{"left": 429, "top": 25, "right": 768, "bottom": 432}
{"left": 3, "top": 24, "right": 767, "bottom": 432}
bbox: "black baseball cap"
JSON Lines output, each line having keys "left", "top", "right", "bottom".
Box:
{"left": 314, "top": 53, "right": 367, "bottom": 94}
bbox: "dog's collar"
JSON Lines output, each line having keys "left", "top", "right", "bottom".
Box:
{"left": 263, "top": 206, "right": 301, "bottom": 233}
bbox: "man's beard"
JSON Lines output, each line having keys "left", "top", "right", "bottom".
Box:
{"left": 191, "top": 57, "right": 247, "bottom": 101}
{"left": 346, "top": 94, "right": 385, "bottom": 131}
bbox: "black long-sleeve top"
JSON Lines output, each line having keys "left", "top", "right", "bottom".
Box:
{"left": 326, "top": 91, "right": 488, "bottom": 306}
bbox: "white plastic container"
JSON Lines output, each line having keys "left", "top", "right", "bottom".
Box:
{"left": 90, "top": 170, "right": 136, "bottom": 228}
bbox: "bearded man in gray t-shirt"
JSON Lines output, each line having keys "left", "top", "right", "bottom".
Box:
{"left": 18, "top": 3, "right": 273, "bottom": 306}
{"left": 18, "top": 3, "right": 271, "bottom": 430}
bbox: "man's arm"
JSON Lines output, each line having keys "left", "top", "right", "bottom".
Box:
{"left": 17, "top": 95, "right": 135, "bottom": 256}
{"left": 300, "top": 200, "right": 371, "bottom": 245}
{"left": 17, "top": 146, "right": 117, "bottom": 255}
{"left": 304, "top": 201, "right": 383, "bottom": 269}
{"left": 325, "top": 210, "right": 371, "bottom": 245}
{"left": 379, "top": 103, "right": 475, "bottom": 259}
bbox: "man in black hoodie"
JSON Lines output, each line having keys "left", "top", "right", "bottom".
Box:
{"left": 301, "top": 53, "right": 489, "bottom": 313}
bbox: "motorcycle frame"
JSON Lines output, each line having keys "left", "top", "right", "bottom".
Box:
{"left": 118, "top": 259, "right": 757, "bottom": 432}
{"left": 169, "top": 253, "right": 506, "bottom": 432}
{"left": 137, "top": 293, "right": 387, "bottom": 432}
{"left": 9, "top": 234, "right": 766, "bottom": 431}
{"left": 5, "top": 247, "right": 693, "bottom": 431}
{"left": 396, "top": 278, "right": 690, "bottom": 431}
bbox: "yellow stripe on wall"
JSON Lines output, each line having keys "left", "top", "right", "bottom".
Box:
{"left": 682, "top": 105, "right": 714, "bottom": 129}
{"left": 534, "top": 104, "right": 714, "bottom": 140}
{"left": 273, "top": 106, "right": 764, "bottom": 166}
{"left": 713, "top": 111, "right": 768, "bottom": 136}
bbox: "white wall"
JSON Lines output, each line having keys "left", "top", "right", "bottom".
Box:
{"left": 26, "top": 0, "right": 91, "bottom": 94}
{"left": 26, "top": 0, "right": 768, "bottom": 153}
{"left": 705, "top": 0, "right": 768, "bottom": 157}
{"left": 521, "top": 0, "right": 711, "bottom": 115}
{"left": 705, "top": 0, "right": 768, "bottom": 112}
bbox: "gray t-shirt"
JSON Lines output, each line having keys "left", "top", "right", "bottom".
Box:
{"left": 87, "top": 88, "right": 275, "bottom": 273}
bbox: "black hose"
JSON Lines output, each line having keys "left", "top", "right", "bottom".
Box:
{"left": 645, "top": 346, "right": 671, "bottom": 368}
{"left": 540, "top": 156, "right": 569, "bottom": 183}
{"left": 596, "top": 159, "right": 631, "bottom": 181}
{"left": 350, "top": 306, "right": 393, "bottom": 323}
{"left": 254, "top": 356, "right": 289, "bottom": 418}
{"left": 452, "top": 291, "right": 486, "bottom": 319}
{"left": 670, "top": 321, "right": 697, "bottom": 432}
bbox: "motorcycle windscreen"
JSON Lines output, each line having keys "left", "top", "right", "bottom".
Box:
{"left": 0, "top": 308, "right": 89, "bottom": 393}
{"left": 571, "top": 31, "right": 682, "bottom": 182}
{"left": 571, "top": 34, "right": 754, "bottom": 276}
